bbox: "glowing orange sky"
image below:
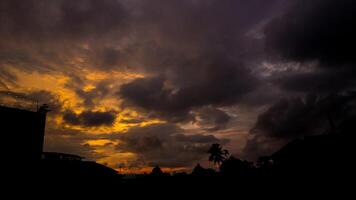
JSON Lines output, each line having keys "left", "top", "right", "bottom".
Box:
{"left": 0, "top": 66, "right": 170, "bottom": 171}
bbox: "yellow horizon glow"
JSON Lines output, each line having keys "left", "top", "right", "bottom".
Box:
{"left": 114, "top": 167, "right": 189, "bottom": 174}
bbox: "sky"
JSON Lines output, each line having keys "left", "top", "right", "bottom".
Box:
{"left": 0, "top": 0, "right": 355, "bottom": 173}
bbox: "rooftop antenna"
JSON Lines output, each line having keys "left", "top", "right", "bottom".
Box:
{"left": 39, "top": 104, "right": 51, "bottom": 114}
{"left": 36, "top": 100, "right": 39, "bottom": 111}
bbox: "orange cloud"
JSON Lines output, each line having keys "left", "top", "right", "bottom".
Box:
{"left": 3, "top": 65, "right": 166, "bottom": 171}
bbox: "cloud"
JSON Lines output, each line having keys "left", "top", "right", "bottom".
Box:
{"left": 114, "top": 0, "right": 288, "bottom": 123}
{"left": 272, "top": 67, "right": 356, "bottom": 94}
{"left": 265, "top": 0, "right": 356, "bottom": 67}
{"left": 0, "top": 0, "right": 127, "bottom": 41}
{"left": 116, "top": 123, "right": 228, "bottom": 168}
{"left": 4, "top": 0, "right": 345, "bottom": 167}
{"left": 244, "top": 93, "right": 356, "bottom": 159}
{"left": 44, "top": 133, "right": 101, "bottom": 160}
{"left": 75, "top": 81, "right": 112, "bottom": 107}
{"left": 27, "top": 90, "right": 63, "bottom": 113}
{"left": 0, "top": 68, "right": 17, "bottom": 87}
{"left": 194, "top": 106, "right": 231, "bottom": 131}
{"left": 63, "top": 110, "right": 116, "bottom": 127}
{"left": 0, "top": 0, "right": 129, "bottom": 78}
{"left": 0, "top": 81, "right": 8, "bottom": 90}
{"left": 262, "top": 0, "right": 356, "bottom": 102}
{"left": 119, "top": 59, "right": 258, "bottom": 122}
{"left": 0, "top": 90, "right": 62, "bottom": 114}
{"left": 251, "top": 95, "right": 325, "bottom": 139}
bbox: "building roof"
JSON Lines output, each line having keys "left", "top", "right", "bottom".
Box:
{"left": 42, "top": 152, "right": 84, "bottom": 160}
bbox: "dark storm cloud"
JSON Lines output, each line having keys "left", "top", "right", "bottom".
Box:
{"left": 194, "top": 106, "right": 231, "bottom": 131}
{"left": 245, "top": 0, "right": 356, "bottom": 160}
{"left": 117, "top": 0, "right": 285, "bottom": 122}
{"left": 0, "top": 47, "right": 45, "bottom": 70}
{"left": 119, "top": 60, "right": 257, "bottom": 122}
{"left": 75, "top": 81, "right": 112, "bottom": 107}
{"left": 2, "top": 0, "right": 334, "bottom": 165}
{"left": 116, "top": 123, "right": 228, "bottom": 168}
{"left": 174, "top": 134, "right": 221, "bottom": 144}
{"left": 265, "top": 0, "right": 356, "bottom": 67}
{"left": 252, "top": 95, "right": 326, "bottom": 139}
{"left": 63, "top": 110, "right": 116, "bottom": 127}
{"left": 272, "top": 68, "right": 356, "bottom": 94}
{"left": 244, "top": 93, "right": 356, "bottom": 159}
{"left": 118, "top": 76, "right": 193, "bottom": 122}
{"left": 91, "top": 48, "right": 123, "bottom": 70}
{"left": 118, "top": 77, "right": 186, "bottom": 121}
{"left": 0, "top": 0, "right": 129, "bottom": 78}
{"left": 0, "top": 0, "right": 127, "bottom": 41}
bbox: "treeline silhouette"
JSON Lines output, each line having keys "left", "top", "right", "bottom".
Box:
{"left": 2, "top": 134, "right": 353, "bottom": 198}
{"left": 4, "top": 131, "right": 355, "bottom": 190}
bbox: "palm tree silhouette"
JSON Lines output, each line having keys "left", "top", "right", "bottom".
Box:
{"left": 208, "top": 143, "right": 229, "bottom": 169}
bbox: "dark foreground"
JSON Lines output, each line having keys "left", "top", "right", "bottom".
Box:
{"left": 3, "top": 132, "right": 355, "bottom": 197}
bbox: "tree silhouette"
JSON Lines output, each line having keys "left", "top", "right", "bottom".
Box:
{"left": 220, "top": 156, "right": 254, "bottom": 176}
{"left": 150, "top": 166, "right": 164, "bottom": 176}
{"left": 208, "top": 144, "right": 229, "bottom": 168}
{"left": 192, "top": 163, "right": 216, "bottom": 176}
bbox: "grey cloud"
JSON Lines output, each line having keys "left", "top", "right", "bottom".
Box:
{"left": 194, "top": 106, "right": 231, "bottom": 131}
{"left": 272, "top": 67, "right": 356, "bottom": 94}
{"left": 262, "top": 0, "right": 356, "bottom": 100}
{"left": 119, "top": 59, "right": 258, "bottom": 122}
{"left": 63, "top": 110, "right": 116, "bottom": 127}
{"left": 0, "top": 0, "right": 129, "bottom": 77}
{"left": 44, "top": 133, "right": 101, "bottom": 160}
{"left": 75, "top": 81, "right": 112, "bottom": 107}
{"left": 244, "top": 93, "right": 356, "bottom": 160}
{"left": 115, "top": 0, "right": 286, "bottom": 122}
{"left": 5, "top": 0, "right": 348, "bottom": 167}
{"left": 0, "top": 0, "right": 127, "bottom": 41}
{"left": 174, "top": 134, "right": 221, "bottom": 144}
{"left": 118, "top": 76, "right": 192, "bottom": 122}
{"left": 265, "top": 0, "right": 356, "bottom": 67}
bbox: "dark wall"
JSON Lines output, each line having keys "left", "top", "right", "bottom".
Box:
{"left": 0, "top": 106, "right": 46, "bottom": 163}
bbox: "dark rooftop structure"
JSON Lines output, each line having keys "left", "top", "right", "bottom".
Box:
{"left": 42, "top": 152, "right": 84, "bottom": 161}
{"left": 0, "top": 104, "right": 48, "bottom": 163}
{"left": 258, "top": 133, "right": 355, "bottom": 177}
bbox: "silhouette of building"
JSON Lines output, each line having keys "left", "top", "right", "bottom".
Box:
{"left": 259, "top": 133, "right": 354, "bottom": 177}
{"left": 42, "top": 152, "right": 83, "bottom": 161}
{"left": 0, "top": 105, "right": 48, "bottom": 163}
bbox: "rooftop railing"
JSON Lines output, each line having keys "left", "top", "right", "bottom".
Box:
{"left": 0, "top": 90, "right": 39, "bottom": 112}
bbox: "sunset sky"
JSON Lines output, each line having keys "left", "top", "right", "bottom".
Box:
{"left": 0, "top": 0, "right": 355, "bottom": 173}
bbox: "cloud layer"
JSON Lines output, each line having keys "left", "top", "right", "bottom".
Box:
{"left": 1, "top": 0, "right": 355, "bottom": 170}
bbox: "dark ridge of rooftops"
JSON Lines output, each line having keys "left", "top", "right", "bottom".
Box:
{"left": 42, "top": 152, "right": 84, "bottom": 161}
